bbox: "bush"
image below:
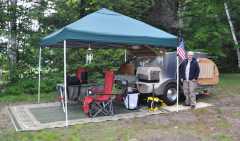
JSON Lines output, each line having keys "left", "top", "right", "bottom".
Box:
{"left": 21, "top": 79, "right": 38, "bottom": 95}
{"left": 40, "top": 73, "right": 64, "bottom": 93}
{"left": 41, "top": 79, "right": 56, "bottom": 93}
{"left": 1, "top": 84, "right": 24, "bottom": 95}
{"left": 1, "top": 75, "right": 62, "bottom": 96}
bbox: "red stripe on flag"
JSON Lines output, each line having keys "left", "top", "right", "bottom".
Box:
{"left": 177, "top": 48, "right": 186, "bottom": 60}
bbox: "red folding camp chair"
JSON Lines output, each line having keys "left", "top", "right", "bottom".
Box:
{"left": 76, "top": 67, "right": 88, "bottom": 84}
{"left": 82, "top": 70, "right": 115, "bottom": 117}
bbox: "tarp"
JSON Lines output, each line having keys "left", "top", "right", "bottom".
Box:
{"left": 41, "top": 8, "right": 177, "bottom": 48}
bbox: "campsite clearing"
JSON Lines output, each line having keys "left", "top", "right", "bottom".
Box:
{"left": 0, "top": 73, "right": 240, "bottom": 141}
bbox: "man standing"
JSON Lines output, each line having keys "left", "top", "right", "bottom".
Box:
{"left": 179, "top": 51, "right": 200, "bottom": 109}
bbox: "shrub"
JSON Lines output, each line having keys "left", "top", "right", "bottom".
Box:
{"left": 21, "top": 79, "right": 38, "bottom": 95}
{"left": 1, "top": 84, "right": 24, "bottom": 95}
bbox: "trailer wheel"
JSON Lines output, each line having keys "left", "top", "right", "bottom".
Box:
{"left": 161, "top": 83, "right": 177, "bottom": 106}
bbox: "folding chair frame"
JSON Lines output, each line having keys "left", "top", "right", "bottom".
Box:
{"left": 88, "top": 96, "right": 115, "bottom": 117}
{"left": 56, "top": 84, "right": 81, "bottom": 113}
{"left": 56, "top": 84, "right": 66, "bottom": 113}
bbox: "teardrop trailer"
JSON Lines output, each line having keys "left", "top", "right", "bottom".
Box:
{"left": 128, "top": 50, "right": 219, "bottom": 106}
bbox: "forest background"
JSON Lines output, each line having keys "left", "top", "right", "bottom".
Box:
{"left": 0, "top": 0, "right": 239, "bottom": 96}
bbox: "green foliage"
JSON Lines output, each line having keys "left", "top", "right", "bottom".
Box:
{"left": 0, "top": 0, "right": 155, "bottom": 82}
{"left": 182, "top": 0, "right": 230, "bottom": 54}
{"left": 21, "top": 79, "right": 38, "bottom": 94}
{"left": 181, "top": 0, "right": 240, "bottom": 72}
{"left": 0, "top": 78, "right": 59, "bottom": 103}
{"left": 234, "top": 44, "right": 240, "bottom": 49}
{"left": 1, "top": 72, "right": 62, "bottom": 95}
{"left": 93, "top": 49, "right": 125, "bottom": 69}
{"left": 40, "top": 79, "right": 57, "bottom": 93}
{"left": 0, "top": 0, "right": 240, "bottom": 93}
{"left": 1, "top": 83, "right": 23, "bottom": 95}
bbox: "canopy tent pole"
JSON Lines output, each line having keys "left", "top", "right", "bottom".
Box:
{"left": 124, "top": 49, "right": 127, "bottom": 62}
{"left": 176, "top": 55, "right": 179, "bottom": 112}
{"left": 64, "top": 40, "right": 68, "bottom": 127}
{"left": 38, "top": 47, "right": 42, "bottom": 104}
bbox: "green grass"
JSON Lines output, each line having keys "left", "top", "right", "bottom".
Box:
{"left": 233, "top": 111, "right": 240, "bottom": 118}
{"left": 0, "top": 92, "right": 56, "bottom": 103}
{"left": 206, "top": 73, "right": 240, "bottom": 100}
{"left": 218, "top": 74, "right": 240, "bottom": 95}
{"left": 0, "top": 73, "right": 240, "bottom": 141}
{"left": 219, "top": 73, "right": 240, "bottom": 86}
{"left": 213, "top": 133, "right": 234, "bottom": 141}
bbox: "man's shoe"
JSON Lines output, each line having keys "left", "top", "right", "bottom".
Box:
{"left": 191, "top": 105, "right": 196, "bottom": 109}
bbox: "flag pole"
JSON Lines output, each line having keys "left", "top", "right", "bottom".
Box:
{"left": 176, "top": 54, "right": 179, "bottom": 112}
{"left": 177, "top": 0, "right": 182, "bottom": 112}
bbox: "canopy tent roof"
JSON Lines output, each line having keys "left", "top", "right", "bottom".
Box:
{"left": 38, "top": 8, "right": 179, "bottom": 127}
{"left": 41, "top": 8, "right": 177, "bottom": 48}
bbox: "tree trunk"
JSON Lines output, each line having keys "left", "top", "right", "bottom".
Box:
{"left": 224, "top": 2, "right": 240, "bottom": 69}
{"left": 147, "top": 0, "right": 178, "bottom": 33}
{"left": 8, "top": 0, "right": 17, "bottom": 80}
{"left": 236, "top": 48, "right": 240, "bottom": 69}
{"left": 177, "top": 0, "right": 184, "bottom": 35}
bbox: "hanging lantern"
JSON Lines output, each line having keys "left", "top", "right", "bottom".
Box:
{"left": 86, "top": 47, "right": 93, "bottom": 64}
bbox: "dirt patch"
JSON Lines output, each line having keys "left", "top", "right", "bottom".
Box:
{"left": 0, "top": 104, "right": 12, "bottom": 131}
{"left": 134, "top": 94, "right": 240, "bottom": 141}
{"left": 219, "top": 106, "right": 240, "bottom": 141}
{"left": 144, "top": 114, "right": 171, "bottom": 126}
{"left": 168, "top": 111, "right": 198, "bottom": 124}
{"left": 138, "top": 134, "right": 202, "bottom": 141}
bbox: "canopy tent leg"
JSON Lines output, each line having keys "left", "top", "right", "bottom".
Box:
{"left": 124, "top": 49, "right": 127, "bottom": 62}
{"left": 64, "top": 40, "right": 68, "bottom": 127}
{"left": 38, "top": 47, "right": 42, "bottom": 104}
{"left": 176, "top": 55, "right": 179, "bottom": 112}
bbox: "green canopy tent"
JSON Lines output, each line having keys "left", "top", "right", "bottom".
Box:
{"left": 39, "top": 8, "right": 178, "bottom": 127}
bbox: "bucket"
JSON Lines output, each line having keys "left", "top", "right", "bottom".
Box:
{"left": 124, "top": 93, "right": 139, "bottom": 110}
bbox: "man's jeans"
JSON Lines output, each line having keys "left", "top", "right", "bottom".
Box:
{"left": 183, "top": 80, "right": 197, "bottom": 106}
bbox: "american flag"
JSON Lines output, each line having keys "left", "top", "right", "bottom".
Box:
{"left": 177, "top": 38, "right": 186, "bottom": 61}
